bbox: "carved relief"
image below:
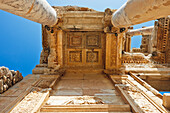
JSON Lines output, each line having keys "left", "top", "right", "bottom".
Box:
{"left": 68, "top": 33, "right": 83, "bottom": 48}
{"left": 86, "top": 51, "right": 98, "bottom": 62}
{"left": 122, "top": 53, "right": 151, "bottom": 64}
{"left": 69, "top": 51, "right": 82, "bottom": 63}
{"left": 86, "top": 35, "right": 101, "bottom": 48}
{"left": 65, "top": 32, "right": 103, "bottom": 67}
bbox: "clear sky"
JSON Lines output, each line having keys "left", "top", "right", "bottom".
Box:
{"left": 0, "top": 0, "right": 154, "bottom": 77}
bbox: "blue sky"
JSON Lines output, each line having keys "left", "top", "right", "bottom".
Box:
{"left": 0, "top": 0, "right": 154, "bottom": 77}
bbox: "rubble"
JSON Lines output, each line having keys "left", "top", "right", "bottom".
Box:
{"left": 0, "top": 66, "right": 23, "bottom": 94}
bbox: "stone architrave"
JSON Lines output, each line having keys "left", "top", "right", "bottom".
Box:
{"left": 106, "top": 33, "right": 122, "bottom": 73}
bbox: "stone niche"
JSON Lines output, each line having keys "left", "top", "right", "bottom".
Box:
{"left": 33, "top": 6, "right": 122, "bottom": 74}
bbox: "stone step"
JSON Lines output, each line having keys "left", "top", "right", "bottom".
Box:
{"left": 46, "top": 95, "right": 124, "bottom": 105}
{"left": 40, "top": 104, "right": 131, "bottom": 112}
{"left": 40, "top": 112, "right": 132, "bottom": 113}
{"left": 138, "top": 73, "right": 170, "bottom": 76}
{"left": 66, "top": 69, "right": 104, "bottom": 74}
{"left": 133, "top": 72, "right": 170, "bottom": 80}
{"left": 125, "top": 68, "right": 170, "bottom": 73}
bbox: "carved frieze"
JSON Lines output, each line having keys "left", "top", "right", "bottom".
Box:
{"left": 62, "top": 11, "right": 104, "bottom": 31}
{"left": 122, "top": 53, "right": 151, "bottom": 64}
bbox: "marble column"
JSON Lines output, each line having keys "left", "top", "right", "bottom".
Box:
{"left": 112, "top": 0, "right": 170, "bottom": 27}
{"left": 0, "top": 0, "right": 58, "bottom": 26}
{"left": 126, "top": 26, "right": 154, "bottom": 36}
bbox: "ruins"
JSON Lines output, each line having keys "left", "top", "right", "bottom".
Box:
{"left": 0, "top": 0, "right": 170, "bottom": 112}
{"left": 0, "top": 66, "right": 23, "bottom": 94}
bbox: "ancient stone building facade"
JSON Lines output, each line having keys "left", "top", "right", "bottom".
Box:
{"left": 29, "top": 7, "right": 170, "bottom": 112}
{"left": 0, "top": 4, "right": 170, "bottom": 113}
{"left": 33, "top": 6, "right": 123, "bottom": 75}
{"left": 140, "top": 35, "right": 152, "bottom": 53}
{"left": 152, "top": 16, "right": 170, "bottom": 64}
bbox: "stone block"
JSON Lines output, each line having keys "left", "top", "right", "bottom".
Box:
{"left": 163, "top": 93, "right": 170, "bottom": 109}
{"left": 32, "top": 67, "right": 47, "bottom": 74}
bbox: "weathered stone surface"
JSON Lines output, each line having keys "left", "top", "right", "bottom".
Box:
{"left": 0, "top": 79, "right": 3, "bottom": 93}
{"left": 0, "top": 66, "right": 23, "bottom": 94}
{"left": 163, "top": 93, "right": 170, "bottom": 110}
{"left": 122, "top": 52, "right": 151, "bottom": 64}
{"left": 6, "top": 71, "right": 13, "bottom": 81}
{"left": 0, "top": 0, "right": 58, "bottom": 26}
{"left": 1, "top": 3, "right": 170, "bottom": 112}
{"left": 10, "top": 90, "right": 49, "bottom": 113}
{"left": 105, "top": 33, "right": 122, "bottom": 72}
{"left": 112, "top": 0, "right": 170, "bottom": 27}
{"left": 152, "top": 17, "right": 170, "bottom": 64}
{"left": 126, "top": 26, "right": 154, "bottom": 36}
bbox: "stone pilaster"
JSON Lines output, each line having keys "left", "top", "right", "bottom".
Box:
{"left": 48, "top": 31, "right": 58, "bottom": 68}
{"left": 125, "top": 34, "right": 131, "bottom": 52}
{"left": 105, "top": 33, "right": 123, "bottom": 74}
{"left": 40, "top": 26, "right": 49, "bottom": 64}
{"left": 56, "top": 30, "right": 63, "bottom": 67}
